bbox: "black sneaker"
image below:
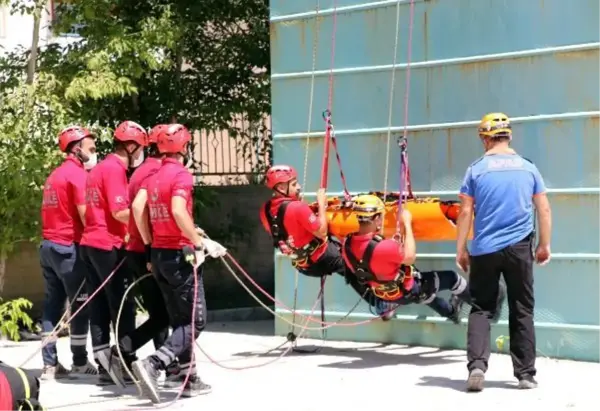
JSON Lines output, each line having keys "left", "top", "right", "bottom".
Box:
{"left": 132, "top": 358, "right": 161, "bottom": 404}
{"left": 449, "top": 295, "right": 464, "bottom": 324}
{"left": 466, "top": 368, "right": 485, "bottom": 392}
{"left": 518, "top": 374, "right": 538, "bottom": 389}
{"left": 182, "top": 376, "right": 212, "bottom": 397}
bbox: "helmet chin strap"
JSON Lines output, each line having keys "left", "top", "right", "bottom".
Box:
{"left": 274, "top": 181, "right": 297, "bottom": 198}
{"left": 72, "top": 146, "right": 89, "bottom": 163}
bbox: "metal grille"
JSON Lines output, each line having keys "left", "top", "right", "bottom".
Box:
{"left": 191, "top": 114, "right": 271, "bottom": 186}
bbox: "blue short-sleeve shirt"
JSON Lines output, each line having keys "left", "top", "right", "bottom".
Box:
{"left": 459, "top": 153, "right": 546, "bottom": 256}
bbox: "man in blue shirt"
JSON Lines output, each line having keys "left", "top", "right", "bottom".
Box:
{"left": 456, "top": 113, "right": 552, "bottom": 392}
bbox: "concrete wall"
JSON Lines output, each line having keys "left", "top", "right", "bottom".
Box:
{"left": 0, "top": 185, "right": 274, "bottom": 318}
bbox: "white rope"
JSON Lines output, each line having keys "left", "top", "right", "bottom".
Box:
{"left": 381, "top": 0, "right": 403, "bottom": 229}
{"left": 292, "top": 0, "right": 322, "bottom": 338}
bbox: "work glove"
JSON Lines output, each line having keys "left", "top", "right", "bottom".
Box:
{"left": 203, "top": 238, "right": 227, "bottom": 258}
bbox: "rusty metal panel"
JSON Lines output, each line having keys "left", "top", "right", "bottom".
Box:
{"left": 270, "top": 0, "right": 600, "bottom": 361}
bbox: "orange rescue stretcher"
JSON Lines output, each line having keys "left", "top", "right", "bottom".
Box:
{"left": 308, "top": 191, "right": 472, "bottom": 241}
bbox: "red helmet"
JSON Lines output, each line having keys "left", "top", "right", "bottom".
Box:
{"left": 114, "top": 121, "right": 148, "bottom": 146}
{"left": 265, "top": 165, "right": 298, "bottom": 189}
{"left": 58, "top": 126, "right": 94, "bottom": 153}
{"left": 157, "top": 124, "right": 192, "bottom": 154}
{"left": 148, "top": 124, "right": 167, "bottom": 145}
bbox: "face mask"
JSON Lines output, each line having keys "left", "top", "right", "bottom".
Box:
{"left": 131, "top": 150, "right": 144, "bottom": 168}
{"left": 83, "top": 153, "right": 97, "bottom": 170}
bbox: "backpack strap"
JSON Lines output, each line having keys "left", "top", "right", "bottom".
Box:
{"left": 344, "top": 234, "right": 382, "bottom": 283}
{"left": 264, "top": 200, "right": 291, "bottom": 248}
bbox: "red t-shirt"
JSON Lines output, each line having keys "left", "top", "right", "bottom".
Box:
{"left": 342, "top": 233, "right": 413, "bottom": 294}
{"left": 145, "top": 158, "right": 194, "bottom": 249}
{"left": 80, "top": 154, "right": 129, "bottom": 251}
{"left": 41, "top": 157, "right": 87, "bottom": 245}
{"left": 126, "top": 158, "right": 161, "bottom": 252}
{"left": 259, "top": 197, "right": 326, "bottom": 262}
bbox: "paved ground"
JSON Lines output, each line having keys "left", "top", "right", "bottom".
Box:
{"left": 2, "top": 320, "right": 598, "bottom": 410}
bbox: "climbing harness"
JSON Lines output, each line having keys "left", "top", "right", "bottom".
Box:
{"left": 263, "top": 200, "right": 325, "bottom": 265}
{"left": 343, "top": 234, "right": 415, "bottom": 301}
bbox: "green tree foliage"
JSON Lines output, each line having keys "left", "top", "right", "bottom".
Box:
{"left": 0, "top": 0, "right": 270, "bottom": 289}
{"left": 0, "top": 297, "right": 35, "bottom": 341}
{"left": 41, "top": 0, "right": 272, "bottom": 168}
{"left": 0, "top": 73, "right": 111, "bottom": 290}
{"left": 0, "top": 75, "right": 66, "bottom": 284}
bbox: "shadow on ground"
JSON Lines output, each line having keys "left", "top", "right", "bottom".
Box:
{"left": 233, "top": 342, "right": 465, "bottom": 369}
{"left": 417, "top": 375, "right": 517, "bottom": 392}
{"left": 45, "top": 378, "right": 194, "bottom": 409}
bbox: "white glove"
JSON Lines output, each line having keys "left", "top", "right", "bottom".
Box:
{"left": 203, "top": 238, "right": 227, "bottom": 258}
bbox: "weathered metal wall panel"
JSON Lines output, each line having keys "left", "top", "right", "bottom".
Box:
{"left": 270, "top": 0, "right": 600, "bottom": 361}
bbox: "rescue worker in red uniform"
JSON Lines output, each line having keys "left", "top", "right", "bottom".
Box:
{"left": 99, "top": 124, "right": 179, "bottom": 387}
{"left": 130, "top": 124, "right": 226, "bottom": 403}
{"left": 39, "top": 126, "right": 98, "bottom": 380}
{"left": 259, "top": 165, "right": 380, "bottom": 314}
{"left": 79, "top": 121, "right": 147, "bottom": 386}
{"left": 342, "top": 195, "right": 505, "bottom": 322}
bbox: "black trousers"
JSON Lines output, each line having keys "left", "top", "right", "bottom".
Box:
{"left": 149, "top": 248, "right": 206, "bottom": 370}
{"left": 79, "top": 245, "right": 136, "bottom": 359}
{"left": 118, "top": 251, "right": 169, "bottom": 357}
{"left": 467, "top": 233, "right": 536, "bottom": 378}
{"left": 39, "top": 240, "right": 89, "bottom": 367}
{"left": 297, "top": 240, "right": 375, "bottom": 306}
